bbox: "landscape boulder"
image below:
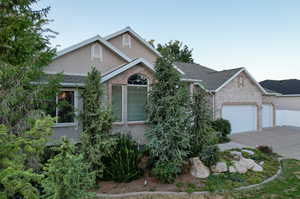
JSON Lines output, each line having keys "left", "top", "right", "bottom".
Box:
{"left": 211, "top": 162, "right": 228, "bottom": 173}
{"left": 190, "top": 157, "right": 210, "bottom": 178}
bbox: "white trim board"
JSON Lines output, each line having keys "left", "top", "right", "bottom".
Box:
{"left": 214, "top": 68, "right": 267, "bottom": 94}
{"left": 54, "top": 35, "right": 132, "bottom": 62}
{"left": 101, "top": 58, "right": 155, "bottom": 83}
{"left": 104, "top": 26, "right": 162, "bottom": 57}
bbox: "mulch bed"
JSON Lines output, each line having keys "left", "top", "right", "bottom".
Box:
{"left": 96, "top": 174, "right": 204, "bottom": 194}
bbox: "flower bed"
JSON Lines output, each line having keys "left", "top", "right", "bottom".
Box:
{"left": 94, "top": 148, "right": 280, "bottom": 194}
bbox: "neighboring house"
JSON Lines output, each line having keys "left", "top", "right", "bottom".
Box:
{"left": 260, "top": 79, "right": 300, "bottom": 127}
{"left": 43, "top": 26, "right": 291, "bottom": 143}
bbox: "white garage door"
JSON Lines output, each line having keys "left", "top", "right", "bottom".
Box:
{"left": 262, "top": 104, "right": 273, "bottom": 128}
{"left": 276, "top": 110, "right": 300, "bottom": 127}
{"left": 222, "top": 105, "right": 257, "bottom": 134}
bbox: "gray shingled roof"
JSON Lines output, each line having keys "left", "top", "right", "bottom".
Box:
{"left": 43, "top": 62, "right": 242, "bottom": 91}
{"left": 175, "top": 62, "right": 243, "bottom": 91}
{"left": 42, "top": 74, "right": 86, "bottom": 86}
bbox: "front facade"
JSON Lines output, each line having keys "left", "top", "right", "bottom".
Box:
{"left": 44, "top": 27, "right": 295, "bottom": 143}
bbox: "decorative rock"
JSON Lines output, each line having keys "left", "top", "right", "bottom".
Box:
{"left": 240, "top": 158, "right": 257, "bottom": 169}
{"left": 229, "top": 166, "right": 237, "bottom": 173}
{"left": 233, "top": 160, "right": 248, "bottom": 174}
{"left": 251, "top": 164, "right": 263, "bottom": 172}
{"left": 230, "top": 151, "right": 243, "bottom": 160}
{"left": 190, "top": 157, "right": 210, "bottom": 178}
{"left": 259, "top": 161, "right": 265, "bottom": 166}
{"left": 211, "top": 162, "right": 228, "bottom": 173}
{"left": 242, "top": 149, "right": 255, "bottom": 155}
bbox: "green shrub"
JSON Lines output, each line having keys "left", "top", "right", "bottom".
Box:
{"left": 103, "top": 134, "right": 141, "bottom": 182}
{"left": 211, "top": 119, "right": 231, "bottom": 142}
{"left": 152, "top": 161, "right": 181, "bottom": 184}
{"left": 199, "top": 145, "right": 220, "bottom": 167}
{"left": 257, "top": 145, "right": 273, "bottom": 154}
{"left": 41, "top": 138, "right": 96, "bottom": 199}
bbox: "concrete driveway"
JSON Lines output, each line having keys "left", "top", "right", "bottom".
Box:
{"left": 230, "top": 126, "right": 300, "bottom": 160}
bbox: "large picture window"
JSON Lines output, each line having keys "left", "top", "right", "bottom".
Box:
{"left": 57, "top": 91, "right": 75, "bottom": 123}
{"left": 111, "top": 74, "right": 148, "bottom": 123}
{"left": 46, "top": 90, "right": 76, "bottom": 125}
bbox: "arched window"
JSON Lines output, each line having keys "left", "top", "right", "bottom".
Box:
{"left": 127, "top": 74, "right": 148, "bottom": 121}
{"left": 127, "top": 74, "right": 148, "bottom": 85}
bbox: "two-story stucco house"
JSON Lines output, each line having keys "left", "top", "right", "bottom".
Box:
{"left": 44, "top": 27, "right": 280, "bottom": 144}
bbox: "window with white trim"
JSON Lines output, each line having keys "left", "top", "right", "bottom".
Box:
{"left": 47, "top": 89, "right": 77, "bottom": 124}
{"left": 111, "top": 74, "right": 148, "bottom": 123}
{"left": 91, "top": 43, "right": 103, "bottom": 61}
{"left": 122, "top": 33, "right": 131, "bottom": 48}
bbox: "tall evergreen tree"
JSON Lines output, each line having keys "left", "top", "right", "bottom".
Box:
{"left": 190, "top": 87, "right": 218, "bottom": 157}
{"left": 0, "top": 0, "right": 61, "bottom": 134}
{"left": 80, "top": 67, "right": 114, "bottom": 178}
{"left": 157, "top": 40, "right": 194, "bottom": 63}
{"left": 146, "top": 57, "right": 191, "bottom": 164}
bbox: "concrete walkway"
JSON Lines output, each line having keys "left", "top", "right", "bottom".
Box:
{"left": 230, "top": 126, "right": 300, "bottom": 160}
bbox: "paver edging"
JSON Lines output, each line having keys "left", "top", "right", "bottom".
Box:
{"left": 96, "top": 158, "right": 283, "bottom": 198}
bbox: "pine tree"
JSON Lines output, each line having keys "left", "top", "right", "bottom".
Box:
{"left": 146, "top": 57, "right": 191, "bottom": 164}
{"left": 41, "top": 137, "right": 96, "bottom": 199}
{"left": 0, "top": 0, "right": 61, "bottom": 134}
{"left": 190, "top": 88, "right": 218, "bottom": 157}
{"left": 80, "top": 67, "right": 114, "bottom": 178}
{"left": 0, "top": 117, "right": 54, "bottom": 199}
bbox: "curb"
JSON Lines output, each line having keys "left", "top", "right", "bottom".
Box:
{"left": 96, "top": 158, "right": 283, "bottom": 198}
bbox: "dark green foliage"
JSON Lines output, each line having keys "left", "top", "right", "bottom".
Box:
{"left": 151, "top": 161, "right": 182, "bottom": 184}
{"left": 0, "top": 117, "right": 54, "bottom": 199}
{"left": 157, "top": 40, "right": 194, "bottom": 63}
{"left": 190, "top": 88, "right": 219, "bottom": 157}
{"left": 256, "top": 145, "right": 273, "bottom": 155}
{"left": 103, "top": 134, "right": 141, "bottom": 182}
{"left": 80, "top": 67, "right": 114, "bottom": 178}
{"left": 211, "top": 118, "right": 231, "bottom": 142}
{"left": 0, "top": 0, "right": 61, "bottom": 134}
{"left": 199, "top": 145, "right": 220, "bottom": 167}
{"left": 41, "top": 138, "right": 96, "bottom": 199}
{"left": 146, "top": 57, "right": 191, "bottom": 164}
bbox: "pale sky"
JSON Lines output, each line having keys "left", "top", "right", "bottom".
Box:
{"left": 35, "top": 0, "right": 300, "bottom": 81}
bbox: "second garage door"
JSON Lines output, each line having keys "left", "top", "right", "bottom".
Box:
{"left": 222, "top": 105, "right": 257, "bottom": 134}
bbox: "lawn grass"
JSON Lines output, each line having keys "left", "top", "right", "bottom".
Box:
{"left": 230, "top": 159, "right": 300, "bottom": 199}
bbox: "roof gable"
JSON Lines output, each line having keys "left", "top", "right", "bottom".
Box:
{"left": 175, "top": 62, "right": 266, "bottom": 94}
{"left": 104, "top": 27, "right": 161, "bottom": 57}
{"left": 54, "top": 35, "right": 132, "bottom": 62}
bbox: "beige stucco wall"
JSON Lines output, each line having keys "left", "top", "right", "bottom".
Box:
{"left": 214, "top": 72, "right": 263, "bottom": 130}
{"left": 107, "top": 32, "right": 158, "bottom": 64}
{"left": 44, "top": 41, "right": 128, "bottom": 75}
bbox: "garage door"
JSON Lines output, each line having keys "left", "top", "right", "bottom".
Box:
{"left": 222, "top": 105, "right": 257, "bottom": 134}
{"left": 262, "top": 104, "right": 274, "bottom": 128}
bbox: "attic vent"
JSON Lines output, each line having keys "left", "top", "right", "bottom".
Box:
{"left": 91, "top": 44, "right": 103, "bottom": 61}
{"left": 122, "top": 33, "right": 131, "bottom": 48}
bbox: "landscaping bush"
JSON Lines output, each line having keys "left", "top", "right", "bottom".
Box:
{"left": 199, "top": 145, "right": 220, "bottom": 167}
{"left": 190, "top": 88, "right": 219, "bottom": 157}
{"left": 152, "top": 161, "right": 182, "bottom": 184}
{"left": 41, "top": 138, "right": 95, "bottom": 199}
{"left": 146, "top": 57, "right": 191, "bottom": 166}
{"left": 256, "top": 145, "right": 273, "bottom": 155}
{"left": 211, "top": 119, "right": 231, "bottom": 142}
{"left": 103, "top": 134, "right": 141, "bottom": 182}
